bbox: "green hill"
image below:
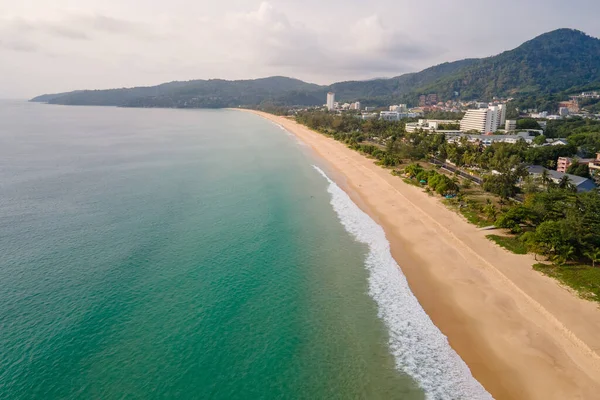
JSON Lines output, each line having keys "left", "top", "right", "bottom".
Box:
{"left": 416, "top": 29, "right": 600, "bottom": 100}
{"left": 330, "top": 58, "right": 478, "bottom": 104}
{"left": 30, "top": 29, "right": 600, "bottom": 108}
{"left": 31, "top": 77, "right": 327, "bottom": 108}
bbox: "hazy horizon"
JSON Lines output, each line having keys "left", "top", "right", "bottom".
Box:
{"left": 2, "top": 0, "right": 600, "bottom": 98}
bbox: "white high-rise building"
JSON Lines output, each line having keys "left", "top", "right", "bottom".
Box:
{"left": 497, "top": 104, "right": 506, "bottom": 126}
{"left": 460, "top": 104, "right": 507, "bottom": 133}
{"left": 461, "top": 109, "right": 495, "bottom": 133}
{"left": 326, "top": 92, "right": 335, "bottom": 111}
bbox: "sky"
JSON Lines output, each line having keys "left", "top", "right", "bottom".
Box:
{"left": 1, "top": 0, "right": 599, "bottom": 98}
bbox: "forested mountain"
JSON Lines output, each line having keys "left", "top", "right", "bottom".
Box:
{"left": 31, "top": 29, "right": 600, "bottom": 108}
{"left": 31, "top": 77, "right": 327, "bottom": 108}
{"left": 330, "top": 58, "right": 478, "bottom": 104}
{"left": 417, "top": 29, "right": 600, "bottom": 100}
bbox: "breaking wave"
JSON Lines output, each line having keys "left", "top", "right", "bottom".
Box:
{"left": 270, "top": 121, "right": 307, "bottom": 146}
{"left": 313, "top": 165, "right": 493, "bottom": 400}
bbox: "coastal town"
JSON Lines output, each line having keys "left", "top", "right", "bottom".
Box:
{"left": 325, "top": 90, "right": 600, "bottom": 121}
{"left": 318, "top": 90, "right": 600, "bottom": 193}
{"left": 287, "top": 85, "right": 600, "bottom": 281}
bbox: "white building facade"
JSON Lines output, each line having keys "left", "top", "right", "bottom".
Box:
{"left": 350, "top": 101, "right": 361, "bottom": 110}
{"left": 389, "top": 104, "right": 408, "bottom": 112}
{"left": 380, "top": 111, "right": 420, "bottom": 122}
{"left": 460, "top": 109, "right": 494, "bottom": 133}
{"left": 505, "top": 119, "right": 517, "bottom": 131}
{"left": 460, "top": 104, "right": 507, "bottom": 133}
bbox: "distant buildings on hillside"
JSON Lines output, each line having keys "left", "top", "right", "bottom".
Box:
{"left": 323, "top": 89, "right": 599, "bottom": 131}
{"left": 325, "top": 93, "right": 362, "bottom": 111}
{"left": 558, "top": 99, "right": 579, "bottom": 113}
{"left": 339, "top": 101, "right": 361, "bottom": 111}
{"left": 389, "top": 104, "right": 408, "bottom": 112}
{"left": 419, "top": 94, "right": 438, "bottom": 107}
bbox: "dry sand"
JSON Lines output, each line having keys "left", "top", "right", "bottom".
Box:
{"left": 243, "top": 109, "right": 600, "bottom": 400}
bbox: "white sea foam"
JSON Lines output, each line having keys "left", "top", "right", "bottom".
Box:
{"left": 313, "top": 165, "right": 493, "bottom": 400}
{"left": 270, "top": 121, "right": 290, "bottom": 134}
{"left": 270, "top": 121, "right": 307, "bottom": 146}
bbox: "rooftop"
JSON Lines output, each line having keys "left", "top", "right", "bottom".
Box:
{"left": 526, "top": 165, "right": 597, "bottom": 192}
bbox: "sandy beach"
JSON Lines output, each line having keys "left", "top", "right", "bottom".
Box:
{"left": 244, "top": 109, "right": 600, "bottom": 399}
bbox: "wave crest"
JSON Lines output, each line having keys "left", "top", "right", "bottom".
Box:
{"left": 313, "top": 165, "right": 492, "bottom": 400}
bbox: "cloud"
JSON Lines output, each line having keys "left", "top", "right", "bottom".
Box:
{"left": 44, "top": 25, "right": 90, "bottom": 40}
{"left": 0, "top": 2, "right": 449, "bottom": 83}
{"left": 0, "top": 13, "right": 165, "bottom": 45}
{"left": 223, "top": 2, "right": 440, "bottom": 79}
{"left": 0, "top": 16, "right": 90, "bottom": 41}
{"left": 226, "top": 3, "right": 324, "bottom": 67}
{"left": 74, "top": 14, "right": 166, "bottom": 40}
{"left": 349, "top": 15, "right": 439, "bottom": 60}
{"left": 0, "top": 38, "right": 38, "bottom": 52}
{"left": 5, "top": 0, "right": 598, "bottom": 98}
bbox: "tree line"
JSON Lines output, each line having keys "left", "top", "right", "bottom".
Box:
{"left": 293, "top": 110, "right": 600, "bottom": 265}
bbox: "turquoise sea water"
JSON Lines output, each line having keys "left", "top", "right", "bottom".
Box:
{"left": 0, "top": 102, "right": 489, "bottom": 399}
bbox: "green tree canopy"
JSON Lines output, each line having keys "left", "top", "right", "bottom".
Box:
{"left": 566, "top": 162, "right": 591, "bottom": 178}
{"left": 517, "top": 118, "right": 541, "bottom": 130}
{"left": 532, "top": 135, "right": 547, "bottom": 146}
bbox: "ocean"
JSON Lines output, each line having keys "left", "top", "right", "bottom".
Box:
{"left": 0, "top": 101, "right": 490, "bottom": 399}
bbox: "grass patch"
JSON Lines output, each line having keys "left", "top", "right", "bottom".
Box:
{"left": 534, "top": 263, "right": 600, "bottom": 303}
{"left": 401, "top": 177, "right": 423, "bottom": 188}
{"left": 444, "top": 199, "right": 494, "bottom": 228}
{"left": 459, "top": 208, "right": 489, "bottom": 227}
{"left": 486, "top": 234, "right": 528, "bottom": 255}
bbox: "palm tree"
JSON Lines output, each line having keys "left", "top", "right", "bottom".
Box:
{"left": 584, "top": 249, "right": 600, "bottom": 268}
{"left": 555, "top": 245, "right": 576, "bottom": 265}
{"left": 523, "top": 175, "right": 540, "bottom": 194}
{"left": 558, "top": 175, "right": 571, "bottom": 189}
{"left": 541, "top": 169, "right": 550, "bottom": 188}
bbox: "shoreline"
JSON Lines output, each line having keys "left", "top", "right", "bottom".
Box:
{"left": 243, "top": 109, "right": 600, "bottom": 399}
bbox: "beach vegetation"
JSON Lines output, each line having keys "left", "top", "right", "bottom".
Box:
{"left": 486, "top": 234, "right": 529, "bottom": 255}
{"left": 534, "top": 263, "right": 600, "bottom": 302}
{"left": 495, "top": 188, "right": 600, "bottom": 264}
{"left": 443, "top": 197, "right": 495, "bottom": 227}
{"left": 403, "top": 164, "right": 458, "bottom": 196}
